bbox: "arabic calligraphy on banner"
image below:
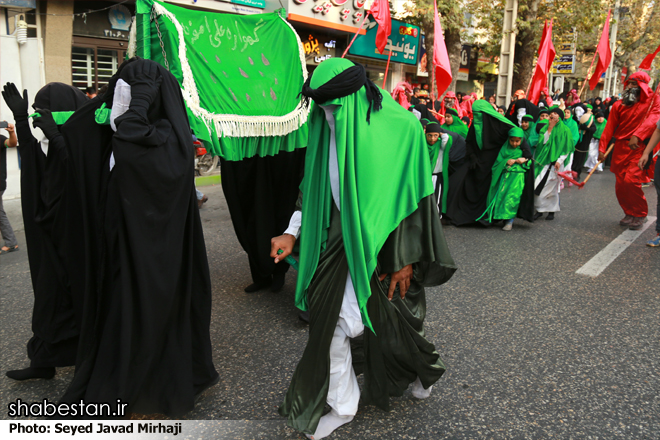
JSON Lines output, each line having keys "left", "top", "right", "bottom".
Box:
{"left": 300, "top": 33, "right": 337, "bottom": 65}
{"left": 348, "top": 18, "right": 420, "bottom": 65}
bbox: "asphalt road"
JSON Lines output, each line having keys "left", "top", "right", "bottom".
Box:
{"left": 1, "top": 170, "right": 659, "bottom": 439}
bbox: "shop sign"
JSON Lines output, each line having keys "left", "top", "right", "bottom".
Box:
{"left": 288, "top": 0, "right": 367, "bottom": 31}
{"left": 477, "top": 55, "right": 498, "bottom": 75}
{"left": 348, "top": 18, "right": 420, "bottom": 65}
{"left": 301, "top": 33, "right": 337, "bottom": 65}
{"left": 551, "top": 33, "right": 576, "bottom": 74}
{"left": 217, "top": 0, "right": 266, "bottom": 9}
{"left": 417, "top": 35, "right": 428, "bottom": 77}
{"left": 109, "top": 5, "right": 131, "bottom": 31}
{"left": 457, "top": 45, "right": 470, "bottom": 81}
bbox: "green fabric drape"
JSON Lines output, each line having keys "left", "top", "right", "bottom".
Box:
{"left": 535, "top": 121, "right": 573, "bottom": 178}
{"left": 141, "top": 0, "right": 308, "bottom": 160}
{"left": 296, "top": 58, "right": 434, "bottom": 332}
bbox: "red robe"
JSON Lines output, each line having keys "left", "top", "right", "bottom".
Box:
{"left": 599, "top": 96, "right": 660, "bottom": 217}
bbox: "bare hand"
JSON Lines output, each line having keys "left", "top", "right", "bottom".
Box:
{"left": 506, "top": 159, "right": 516, "bottom": 166}
{"left": 639, "top": 153, "right": 649, "bottom": 170}
{"left": 270, "top": 234, "right": 296, "bottom": 263}
{"left": 629, "top": 136, "right": 640, "bottom": 150}
{"left": 554, "top": 161, "right": 561, "bottom": 171}
{"left": 379, "top": 264, "right": 413, "bottom": 300}
{"left": 4, "top": 122, "right": 14, "bottom": 133}
{"left": 598, "top": 152, "right": 605, "bottom": 162}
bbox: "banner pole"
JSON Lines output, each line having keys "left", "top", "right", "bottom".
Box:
{"left": 383, "top": 49, "right": 393, "bottom": 89}
{"left": 342, "top": 13, "right": 370, "bottom": 58}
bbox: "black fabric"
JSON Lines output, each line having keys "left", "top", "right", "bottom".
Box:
{"left": 300, "top": 62, "right": 382, "bottom": 123}
{"left": 439, "top": 127, "right": 466, "bottom": 164}
{"left": 445, "top": 111, "right": 514, "bottom": 226}
{"left": 220, "top": 149, "right": 305, "bottom": 286}
{"left": 516, "top": 139, "right": 535, "bottom": 222}
{"left": 10, "top": 83, "right": 88, "bottom": 370}
{"left": 414, "top": 104, "right": 439, "bottom": 125}
{"left": 1, "top": 134, "right": 6, "bottom": 191}
{"left": 32, "top": 82, "right": 87, "bottom": 113}
{"left": 572, "top": 121, "right": 597, "bottom": 179}
{"left": 506, "top": 99, "right": 540, "bottom": 125}
{"left": 550, "top": 107, "right": 564, "bottom": 120}
{"left": 425, "top": 122, "right": 442, "bottom": 134}
{"left": 59, "top": 58, "right": 218, "bottom": 417}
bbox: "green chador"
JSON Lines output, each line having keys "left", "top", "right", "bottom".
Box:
{"left": 521, "top": 114, "right": 538, "bottom": 156}
{"left": 481, "top": 127, "right": 530, "bottom": 221}
{"left": 278, "top": 58, "right": 456, "bottom": 436}
{"left": 441, "top": 107, "right": 468, "bottom": 138}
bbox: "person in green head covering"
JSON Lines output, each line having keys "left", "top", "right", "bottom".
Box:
{"left": 562, "top": 107, "right": 579, "bottom": 170}
{"left": 585, "top": 111, "right": 607, "bottom": 172}
{"left": 270, "top": 58, "right": 456, "bottom": 439}
{"left": 442, "top": 107, "right": 468, "bottom": 138}
{"left": 521, "top": 114, "right": 539, "bottom": 156}
{"left": 533, "top": 107, "right": 574, "bottom": 220}
{"left": 480, "top": 126, "right": 531, "bottom": 230}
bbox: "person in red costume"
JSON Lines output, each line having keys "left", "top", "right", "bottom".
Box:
{"left": 538, "top": 87, "right": 553, "bottom": 108}
{"left": 598, "top": 71, "right": 660, "bottom": 230}
{"left": 437, "top": 91, "right": 463, "bottom": 118}
{"left": 565, "top": 89, "right": 581, "bottom": 106}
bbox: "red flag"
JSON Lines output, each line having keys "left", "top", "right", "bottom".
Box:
{"left": 589, "top": 10, "right": 612, "bottom": 90}
{"left": 369, "top": 0, "right": 391, "bottom": 55}
{"left": 639, "top": 43, "right": 660, "bottom": 70}
{"left": 528, "top": 19, "right": 556, "bottom": 104}
{"left": 433, "top": 0, "right": 452, "bottom": 97}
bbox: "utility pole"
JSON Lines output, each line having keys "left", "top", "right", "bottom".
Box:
{"left": 604, "top": 0, "right": 620, "bottom": 97}
{"left": 496, "top": 0, "right": 518, "bottom": 106}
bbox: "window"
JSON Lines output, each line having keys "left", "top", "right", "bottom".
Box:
{"left": 71, "top": 37, "right": 127, "bottom": 93}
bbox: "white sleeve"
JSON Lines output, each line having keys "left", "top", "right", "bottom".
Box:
{"left": 283, "top": 210, "right": 302, "bottom": 239}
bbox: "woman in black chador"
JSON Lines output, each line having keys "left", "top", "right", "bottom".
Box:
{"left": 59, "top": 58, "right": 219, "bottom": 417}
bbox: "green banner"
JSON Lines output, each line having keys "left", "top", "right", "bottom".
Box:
{"left": 135, "top": 0, "right": 308, "bottom": 160}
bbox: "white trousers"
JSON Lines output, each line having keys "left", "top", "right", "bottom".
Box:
{"left": 327, "top": 272, "right": 365, "bottom": 416}
{"left": 585, "top": 138, "right": 603, "bottom": 172}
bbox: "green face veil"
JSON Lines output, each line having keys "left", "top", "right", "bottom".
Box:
{"left": 296, "top": 58, "right": 435, "bottom": 332}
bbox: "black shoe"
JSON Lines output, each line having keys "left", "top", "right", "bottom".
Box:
{"left": 298, "top": 310, "right": 310, "bottom": 323}
{"left": 545, "top": 212, "right": 555, "bottom": 220}
{"left": 533, "top": 212, "right": 543, "bottom": 221}
{"left": 244, "top": 282, "right": 270, "bottom": 293}
{"left": 271, "top": 272, "right": 285, "bottom": 292}
{"left": 6, "top": 367, "right": 56, "bottom": 381}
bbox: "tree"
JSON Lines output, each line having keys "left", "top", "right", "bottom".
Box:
{"left": 401, "top": 0, "right": 466, "bottom": 97}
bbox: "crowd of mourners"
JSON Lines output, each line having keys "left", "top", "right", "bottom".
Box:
{"left": 392, "top": 74, "right": 660, "bottom": 242}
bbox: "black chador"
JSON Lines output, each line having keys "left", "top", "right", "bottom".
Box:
{"left": 2, "top": 82, "right": 87, "bottom": 380}
{"left": 59, "top": 58, "right": 218, "bottom": 417}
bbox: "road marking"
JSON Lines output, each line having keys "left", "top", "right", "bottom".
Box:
{"left": 577, "top": 216, "right": 657, "bottom": 277}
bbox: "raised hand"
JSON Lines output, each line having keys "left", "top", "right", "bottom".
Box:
{"left": 2, "top": 83, "right": 29, "bottom": 121}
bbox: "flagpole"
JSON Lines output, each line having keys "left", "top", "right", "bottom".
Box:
{"left": 578, "top": 50, "right": 599, "bottom": 99}
{"left": 382, "top": 49, "right": 393, "bottom": 89}
{"left": 342, "top": 13, "right": 370, "bottom": 58}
